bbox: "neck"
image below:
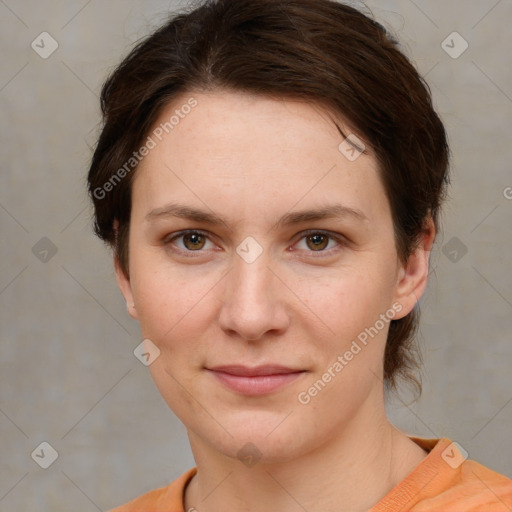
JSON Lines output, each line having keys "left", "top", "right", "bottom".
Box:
{"left": 184, "top": 393, "right": 427, "bottom": 512}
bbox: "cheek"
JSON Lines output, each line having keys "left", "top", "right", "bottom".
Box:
{"left": 130, "top": 262, "right": 215, "bottom": 416}
{"left": 128, "top": 239, "right": 217, "bottom": 332}
{"left": 296, "top": 270, "right": 395, "bottom": 392}
{"left": 298, "top": 265, "right": 396, "bottom": 340}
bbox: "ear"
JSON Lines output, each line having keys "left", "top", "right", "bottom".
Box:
{"left": 112, "top": 221, "right": 138, "bottom": 320}
{"left": 392, "top": 217, "right": 435, "bottom": 319}
{"left": 114, "top": 255, "right": 138, "bottom": 320}
{"left": 114, "top": 254, "right": 138, "bottom": 320}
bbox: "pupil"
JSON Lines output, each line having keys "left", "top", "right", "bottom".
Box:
{"left": 309, "top": 234, "right": 327, "bottom": 250}
{"left": 186, "top": 233, "right": 203, "bottom": 249}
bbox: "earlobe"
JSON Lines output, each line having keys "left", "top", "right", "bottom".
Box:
{"left": 392, "top": 218, "right": 436, "bottom": 319}
{"left": 114, "top": 255, "right": 138, "bottom": 320}
{"left": 112, "top": 219, "right": 138, "bottom": 320}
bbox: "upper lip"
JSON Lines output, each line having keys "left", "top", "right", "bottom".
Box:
{"left": 207, "top": 365, "right": 304, "bottom": 377}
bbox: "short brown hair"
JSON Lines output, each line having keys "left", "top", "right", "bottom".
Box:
{"left": 87, "top": 0, "right": 450, "bottom": 395}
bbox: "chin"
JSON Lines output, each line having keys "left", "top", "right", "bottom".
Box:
{"left": 191, "top": 414, "right": 315, "bottom": 466}
{"left": 218, "top": 435, "right": 305, "bottom": 466}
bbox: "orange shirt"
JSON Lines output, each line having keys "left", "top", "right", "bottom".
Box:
{"left": 110, "top": 437, "right": 512, "bottom": 511}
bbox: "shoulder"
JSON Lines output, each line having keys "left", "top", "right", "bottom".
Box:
{"left": 425, "top": 458, "right": 512, "bottom": 511}
{"left": 411, "top": 438, "right": 512, "bottom": 511}
{"left": 107, "top": 467, "right": 197, "bottom": 512}
{"left": 107, "top": 485, "right": 168, "bottom": 512}
{"left": 372, "top": 438, "right": 512, "bottom": 512}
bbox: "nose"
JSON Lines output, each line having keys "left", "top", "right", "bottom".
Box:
{"left": 218, "top": 249, "right": 290, "bottom": 341}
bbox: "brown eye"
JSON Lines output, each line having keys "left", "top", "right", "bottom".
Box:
{"left": 293, "top": 230, "right": 345, "bottom": 256}
{"left": 305, "top": 233, "right": 329, "bottom": 251}
{"left": 182, "top": 232, "right": 206, "bottom": 250}
{"left": 164, "top": 230, "right": 214, "bottom": 254}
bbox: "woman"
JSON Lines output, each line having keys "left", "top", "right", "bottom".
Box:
{"left": 87, "top": 0, "right": 512, "bottom": 510}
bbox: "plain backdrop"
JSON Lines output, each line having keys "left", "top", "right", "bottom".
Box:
{"left": 1, "top": 1, "right": 511, "bottom": 510}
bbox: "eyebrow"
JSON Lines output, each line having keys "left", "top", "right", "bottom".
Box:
{"left": 145, "top": 202, "right": 368, "bottom": 231}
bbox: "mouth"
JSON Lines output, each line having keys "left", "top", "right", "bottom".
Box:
{"left": 205, "top": 365, "right": 306, "bottom": 395}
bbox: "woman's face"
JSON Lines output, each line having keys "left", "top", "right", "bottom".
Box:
{"left": 116, "top": 90, "right": 430, "bottom": 463}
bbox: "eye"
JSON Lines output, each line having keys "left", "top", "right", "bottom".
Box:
{"left": 293, "top": 230, "right": 345, "bottom": 255}
{"left": 164, "top": 230, "right": 215, "bottom": 254}
{"left": 163, "top": 229, "right": 346, "bottom": 257}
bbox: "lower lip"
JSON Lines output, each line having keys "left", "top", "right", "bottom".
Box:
{"left": 207, "top": 370, "right": 305, "bottom": 395}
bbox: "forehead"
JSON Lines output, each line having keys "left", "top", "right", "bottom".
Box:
{"left": 132, "top": 90, "right": 389, "bottom": 226}
{"left": 149, "top": 90, "right": 356, "bottom": 157}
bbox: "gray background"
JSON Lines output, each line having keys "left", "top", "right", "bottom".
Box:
{"left": 1, "top": 0, "right": 511, "bottom": 510}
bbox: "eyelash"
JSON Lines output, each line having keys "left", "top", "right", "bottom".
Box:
{"left": 163, "top": 229, "right": 346, "bottom": 258}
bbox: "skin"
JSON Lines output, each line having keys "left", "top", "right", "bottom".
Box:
{"left": 115, "top": 90, "right": 434, "bottom": 512}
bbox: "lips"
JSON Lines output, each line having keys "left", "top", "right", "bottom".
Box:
{"left": 206, "top": 365, "right": 306, "bottom": 395}
{"left": 207, "top": 365, "right": 302, "bottom": 376}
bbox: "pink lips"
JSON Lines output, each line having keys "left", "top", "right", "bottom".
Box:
{"left": 206, "top": 365, "right": 305, "bottom": 395}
